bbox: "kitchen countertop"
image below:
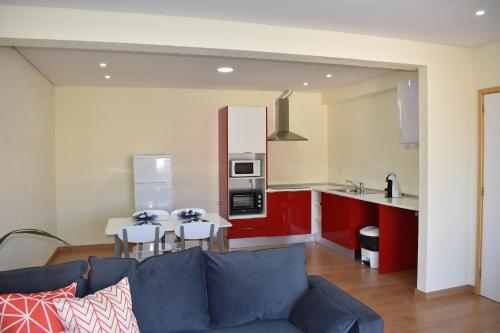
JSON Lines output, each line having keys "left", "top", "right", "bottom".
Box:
{"left": 267, "top": 183, "right": 419, "bottom": 211}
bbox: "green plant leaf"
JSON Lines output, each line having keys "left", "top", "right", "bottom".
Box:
{"left": 0, "top": 229, "right": 70, "bottom": 247}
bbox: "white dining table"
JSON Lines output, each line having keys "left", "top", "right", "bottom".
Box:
{"left": 105, "top": 213, "right": 232, "bottom": 257}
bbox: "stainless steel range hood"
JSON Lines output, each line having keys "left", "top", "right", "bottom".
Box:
{"left": 267, "top": 89, "right": 308, "bottom": 141}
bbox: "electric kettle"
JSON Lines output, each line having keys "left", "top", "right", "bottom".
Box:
{"left": 385, "top": 173, "right": 402, "bottom": 198}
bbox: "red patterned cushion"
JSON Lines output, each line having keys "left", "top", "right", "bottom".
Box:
{"left": 54, "top": 277, "right": 139, "bottom": 333}
{"left": 0, "top": 282, "right": 76, "bottom": 333}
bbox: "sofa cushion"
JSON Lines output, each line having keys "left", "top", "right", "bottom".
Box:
{"left": 203, "top": 244, "right": 308, "bottom": 328}
{"left": 0, "top": 282, "right": 77, "bottom": 333}
{"left": 88, "top": 247, "right": 210, "bottom": 333}
{"left": 0, "top": 260, "right": 88, "bottom": 297}
{"left": 290, "top": 287, "right": 357, "bottom": 333}
{"left": 190, "top": 320, "right": 302, "bottom": 333}
{"left": 88, "top": 256, "right": 138, "bottom": 294}
{"left": 54, "top": 277, "right": 139, "bottom": 333}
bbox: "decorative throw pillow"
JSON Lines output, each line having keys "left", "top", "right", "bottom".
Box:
{"left": 0, "top": 282, "right": 76, "bottom": 333}
{"left": 54, "top": 277, "right": 139, "bottom": 333}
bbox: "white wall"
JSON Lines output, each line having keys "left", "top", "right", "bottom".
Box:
{"left": 467, "top": 41, "right": 500, "bottom": 283}
{"left": 55, "top": 87, "right": 326, "bottom": 245}
{"left": 0, "top": 5, "right": 478, "bottom": 292}
{"left": 324, "top": 71, "right": 419, "bottom": 194}
{"left": 0, "top": 47, "right": 56, "bottom": 270}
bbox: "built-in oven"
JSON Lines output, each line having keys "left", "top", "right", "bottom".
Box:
{"left": 230, "top": 190, "right": 263, "bottom": 215}
{"left": 230, "top": 160, "right": 261, "bottom": 178}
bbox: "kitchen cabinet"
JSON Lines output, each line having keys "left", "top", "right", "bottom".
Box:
{"left": 398, "top": 79, "right": 419, "bottom": 147}
{"left": 267, "top": 191, "right": 311, "bottom": 237}
{"left": 227, "top": 217, "right": 267, "bottom": 239}
{"left": 227, "top": 106, "right": 267, "bottom": 154}
{"left": 321, "top": 193, "right": 378, "bottom": 249}
{"left": 378, "top": 205, "right": 418, "bottom": 274}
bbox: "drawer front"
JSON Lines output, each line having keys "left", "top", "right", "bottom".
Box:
{"left": 227, "top": 218, "right": 267, "bottom": 239}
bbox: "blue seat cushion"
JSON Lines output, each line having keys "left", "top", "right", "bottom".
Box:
{"left": 189, "top": 320, "right": 302, "bottom": 333}
{"left": 88, "top": 247, "right": 209, "bottom": 333}
{"left": 203, "top": 244, "right": 308, "bottom": 328}
{"left": 0, "top": 260, "right": 88, "bottom": 298}
{"left": 289, "top": 287, "right": 357, "bottom": 333}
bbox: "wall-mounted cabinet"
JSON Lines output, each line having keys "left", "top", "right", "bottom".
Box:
{"left": 228, "top": 106, "right": 267, "bottom": 154}
{"left": 398, "top": 79, "right": 419, "bottom": 148}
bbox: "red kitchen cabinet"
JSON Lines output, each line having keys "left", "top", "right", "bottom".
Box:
{"left": 227, "top": 218, "right": 267, "bottom": 239}
{"left": 378, "top": 205, "right": 418, "bottom": 274}
{"left": 267, "top": 191, "right": 311, "bottom": 236}
{"left": 321, "top": 193, "right": 378, "bottom": 249}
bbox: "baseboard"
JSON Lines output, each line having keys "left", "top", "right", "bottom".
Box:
{"left": 414, "top": 285, "right": 474, "bottom": 300}
{"left": 45, "top": 244, "right": 114, "bottom": 265}
{"left": 228, "top": 234, "right": 315, "bottom": 249}
{"left": 316, "top": 237, "right": 357, "bottom": 259}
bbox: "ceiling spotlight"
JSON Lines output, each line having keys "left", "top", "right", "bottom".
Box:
{"left": 217, "top": 67, "right": 234, "bottom": 73}
{"left": 326, "top": 74, "right": 333, "bottom": 78}
{"left": 475, "top": 9, "right": 486, "bottom": 16}
{"left": 104, "top": 75, "right": 111, "bottom": 79}
{"left": 99, "top": 63, "right": 107, "bottom": 67}
{"left": 303, "top": 82, "right": 309, "bottom": 86}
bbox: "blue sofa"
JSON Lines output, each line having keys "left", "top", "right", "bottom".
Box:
{"left": 0, "top": 244, "right": 383, "bottom": 333}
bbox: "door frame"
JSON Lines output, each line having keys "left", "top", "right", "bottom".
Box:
{"left": 475, "top": 86, "right": 500, "bottom": 295}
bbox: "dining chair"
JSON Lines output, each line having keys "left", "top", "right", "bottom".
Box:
{"left": 174, "top": 222, "right": 219, "bottom": 251}
{"left": 117, "top": 225, "right": 172, "bottom": 260}
{"left": 171, "top": 208, "right": 206, "bottom": 217}
{"left": 133, "top": 209, "right": 170, "bottom": 221}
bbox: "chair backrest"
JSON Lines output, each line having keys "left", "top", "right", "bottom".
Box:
{"left": 171, "top": 208, "right": 206, "bottom": 217}
{"left": 133, "top": 210, "right": 169, "bottom": 221}
{"left": 174, "top": 222, "right": 219, "bottom": 240}
{"left": 118, "top": 225, "right": 166, "bottom": 243}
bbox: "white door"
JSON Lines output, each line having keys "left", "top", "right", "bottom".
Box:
{"left": 481, "top": 92, "right": 500, "bottom": 303}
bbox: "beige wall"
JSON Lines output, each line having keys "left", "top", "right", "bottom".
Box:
{"left": 0, "top": 5, "right": 479, "bottom": 292}
{"left": 0, "top": 47, "right": 56, "bottom": 270}
{"left": 467, "top": 41, "right": 500, "bottom": 283}
{"left": 55, "top": 87, "right": 326, "bottom": 245}
{"left": 324, "top": 71, "right": 419, "bottom": 195}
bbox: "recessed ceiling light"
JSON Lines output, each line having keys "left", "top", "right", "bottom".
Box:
{"left": 303, "top": 82, "right": 309, "bottom": 86}
{"left": 326, "top": 74, "right": 333, "bottom": 78}
{"left": 99, "top": 63, "right": 107, "bottom": 67}
{"left": 104, "top": 75, "right": 111, "bottom": 79}
{"left": 217, "top": 67, "right": 234, "bottom": 73}
{"left": 475, "top": 9, "right": 486, "bottom": 16}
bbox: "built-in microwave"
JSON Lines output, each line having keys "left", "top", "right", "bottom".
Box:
{"left": 230, "top": 160, "right": 261, "bottom": 178}
{"left": 230, "top": 190, "right": 263, "bottom": 215}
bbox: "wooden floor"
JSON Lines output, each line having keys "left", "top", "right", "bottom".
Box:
{"left": 49, "top": 242, "right": 500, "bottom": 333}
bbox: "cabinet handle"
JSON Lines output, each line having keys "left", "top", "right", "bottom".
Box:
{"left": 241, "top": 227, "right": 256, "bottom": 231}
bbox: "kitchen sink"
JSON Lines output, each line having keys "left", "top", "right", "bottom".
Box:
{"left": 328, "top": 188, "right": 381, "bottom": 195}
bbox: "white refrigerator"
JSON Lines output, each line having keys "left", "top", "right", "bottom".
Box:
{"left": 133, "top": 154, "right": 173, "bottom": 212}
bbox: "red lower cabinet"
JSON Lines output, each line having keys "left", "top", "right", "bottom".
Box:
{"left": 321, "top": 193, "right": 378, "bottom": 249}
{"left": 267, "top": 191, "right": 311, "bottom": 237}
{"left": 378, "top": 205, "right": 418, "bottom": 274}
{"left": 227, "top": 218, "right": 267, "bottom": 239}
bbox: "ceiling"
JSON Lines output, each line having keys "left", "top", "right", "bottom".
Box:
{"left": 2, "top": 0, "right": 500, "bottom": 47}
{"left": 18, "top": 47, "right": 395, "bottom": 91}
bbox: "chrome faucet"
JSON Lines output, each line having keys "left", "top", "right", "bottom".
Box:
{"left": 359, "top": 182, "right": 365, "bottom": 194}
{"left": 345, "top": 180, "right": 358, "bottom": 192}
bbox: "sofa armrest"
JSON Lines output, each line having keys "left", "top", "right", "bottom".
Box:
{"left": 304, "top": 276, "right": 383, "bottom": 333}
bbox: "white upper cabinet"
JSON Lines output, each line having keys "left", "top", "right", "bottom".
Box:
{"left": 398, "top": 80, "right": 419, "bottom": 147}
{"left": 228, "top": 106, "right": 267, "bottom": 153}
